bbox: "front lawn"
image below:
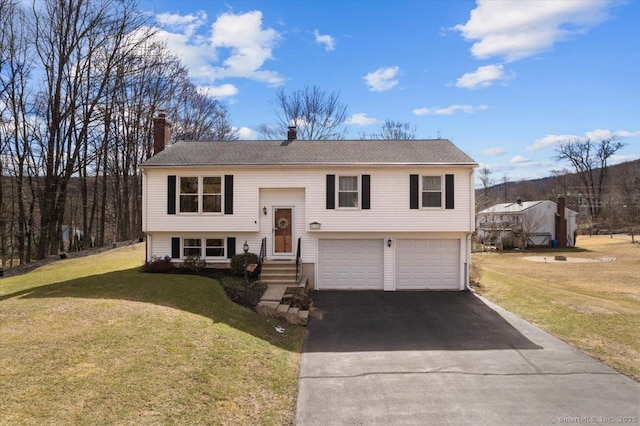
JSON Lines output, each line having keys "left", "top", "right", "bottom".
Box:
{"left": 0, "top": 244, "right": 305, "bottom": 425}
{"left": 473, "top": 235, "right": 640, "bottom": 381}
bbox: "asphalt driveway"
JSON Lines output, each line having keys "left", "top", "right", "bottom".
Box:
{"left": 296, "top": 291, "right": 639, "bottom": 425}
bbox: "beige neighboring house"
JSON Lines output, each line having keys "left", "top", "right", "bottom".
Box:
{"left": 140, "top": 114, "right": 479, "bottom": 291}
{"left": 476, "top": 197, "right": 578, "bottom": 249}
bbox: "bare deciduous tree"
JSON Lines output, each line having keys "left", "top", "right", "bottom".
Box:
{"left": 260, "top": 85, "right": 348, "bottom": 140}
{"left": 513, "top": 208, "right": 547, "bottom": 250}
{"left": 555, "top": 138, "right": 625, "bottom": 220}
{"left": 360, "top": 119, "right": 417, "bottom": 140}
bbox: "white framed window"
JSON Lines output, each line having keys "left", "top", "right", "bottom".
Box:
{"left": 179, "top": 177, "right": 199, "bottom": 213}
{"left": 179, "top": 176, "right": 223, "bottom": 214}
{"left": 202, "top": 177, "right": 222, "bottom": 213}
{"left": 183, "top": 238, "right": 202, "bottom": 257}
{"left": 182, "top": 238, "right": 225, "bottom": 258}
{"left": 422, "top": 175, "right": 442, "bottom": 208}
{"left": 205, "top": 238, "right": 225, "bottom": 257}
{"left": 338, "top": 176, "right": 359, "bottom": 208}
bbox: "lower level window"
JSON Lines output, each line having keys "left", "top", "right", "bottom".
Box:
{"left": 205, "top": 238, "right": 224, "bottom": 257}
{"left": 182, "top": 238, "right": 225, "bottom": 258}
{"left": 183, "top": 238, "right": 202, "bottom": 257}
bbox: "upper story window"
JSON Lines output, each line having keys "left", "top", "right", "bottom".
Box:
{"left": 180, "top": 177, "right": 199, "bottom": 212}
{"left": 338, "top": 176, "right": 359, "bottom": 208}
{"left": 202, "top": 177, "right": 222, "bottom": 212}
{"left": 422, "top": 176, "right": 442, "bottom": 208}
{"left": 179, "top": 176, "right": 222, "bottom": 213}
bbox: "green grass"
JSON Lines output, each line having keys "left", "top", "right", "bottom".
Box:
{"left": 473, "top": 235, "right": 640, "bottom": 381}
{"left": 0, "top": 244, "right": 305, "bottom": 425}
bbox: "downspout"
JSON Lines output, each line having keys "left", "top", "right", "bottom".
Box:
{"left": 466, "top": 168, "right": 476, "bottom": 291}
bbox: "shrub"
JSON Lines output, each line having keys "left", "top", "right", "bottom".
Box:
{"left": 230, "top": 252, "right": 260, "bottom": 276}
{"left": 220, "top": 276, "right": 266, "bottom": 308}
{"left": 289, "top": 286, "right": 311, "bottom": 310}
{"left": 179, "top": 256, "right": 207, "bottom": 273}
{"left": 142, "top": 256, "right": 175, "bottom": 273}
{"left": 469, "top": 262, "right": 483, "bottom": 287}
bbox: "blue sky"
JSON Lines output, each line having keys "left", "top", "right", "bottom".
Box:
{"left": 139, "top": 0, "right": 640, "bottom": 183}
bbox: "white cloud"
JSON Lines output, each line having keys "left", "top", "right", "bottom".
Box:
{"left": 156, "top": 11, "right": 207, "bottom": 38}
{"left": 510, "top": 155, "right": 531, "bottom": 164}
{"left": 151, "top": 10, "right": 283, "bottom": 87}
{"left": 197, "top": 84, "right": 239, "bottom": 98}
{"left": 363, "top": 66, "right": 400, "bottom": 92}
{"left": 481, "top": 146, "right": 506, "bottom": 156}
{"left": 209, "top": 11, "right": 283, "bottom": 85}
{"left": 345, "top": 113, "right": 378, "bottom": 126}
{"left": 235, "top": 126, "right": 258, "bottom": 140}
{"left": 313, "top": 29, "right": 335, "bottom": 51}
{"left": 527, "top": 129, "right": 640, "bottom": 151}
{"left": 456, "top": 64, "right": 513, "bottom": 89}
{"left": 413, "top": 104, "right": 489, "bottom": 116}
{"left": 454, "top": 0, "right": 614, "bottom": 62}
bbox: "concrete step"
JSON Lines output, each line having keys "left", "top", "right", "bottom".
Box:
{"left": 257, "top": 300, "right": 279, "bottom": 309}
{"left": 276, "top": 304, "right": 290, "bottom": 313}
{"left": 288, "top": 306, "right": 299, "bottom": 315}
{"left": 261, "top": 285, "right": 287, "bottom": 302}
{"left": 260, "top": 271, "right": 297, "bottom": 279}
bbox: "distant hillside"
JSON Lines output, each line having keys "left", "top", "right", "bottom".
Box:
{"left": 476, "top": 158, "right": 640, "bottom": 213}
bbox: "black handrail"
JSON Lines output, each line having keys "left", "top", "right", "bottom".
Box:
{"left": 295, "top": 237, "right": 301, "bottom": 281}
{"left": 259, "top": 237, "right": 266, "bottom": 265}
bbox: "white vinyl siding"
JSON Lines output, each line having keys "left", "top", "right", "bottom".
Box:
{"left": 318, "top": 239, "right": 384, "bottom": 290}
{"left": 142, "top": 166, "right": 475, "bottom": 234}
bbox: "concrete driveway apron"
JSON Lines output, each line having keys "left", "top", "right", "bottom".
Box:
{"left": 296, "top": 291, "right": 639, "bottom": 425}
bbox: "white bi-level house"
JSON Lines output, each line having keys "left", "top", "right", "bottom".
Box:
{"left": 140, "top": 115, "right": 478, "bottom": 291}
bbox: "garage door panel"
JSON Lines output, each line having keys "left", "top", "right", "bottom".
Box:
{"left": 318, "top": 240, "right": 384, "bottom": 290}
{"left": 396, "top": 239, "right": 459, "bottom": 290}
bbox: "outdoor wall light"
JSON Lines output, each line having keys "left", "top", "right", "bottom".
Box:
{"left": 387, "top": 239, "right": 392, "bottom": 248}
{"left": 310, "top": 221, "right": 321, "bottom": 230}
{"left": 263, "top": 206, "right": 267, "bottom": 215}
{"left": 243, "top": 240, "right": 249, "bottom": 253}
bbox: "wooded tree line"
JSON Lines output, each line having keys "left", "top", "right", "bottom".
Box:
{"left": 0, "top": 0, "right": 236, "bottom": 266}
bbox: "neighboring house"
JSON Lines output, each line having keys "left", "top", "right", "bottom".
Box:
{"left": 140, "top": 114, "right": 478, "bottom": 291}
{"left": 476, "top": 197, "right": 578, "bottom": 248}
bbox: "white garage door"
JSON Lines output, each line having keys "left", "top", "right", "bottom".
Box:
{"left": 396, "top": 239, "right": 460, "bottom": 290}
{"left": 318, "top": 239, "right": 384, "bottom": 290}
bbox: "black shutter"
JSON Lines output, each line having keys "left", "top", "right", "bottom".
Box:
{"left": 326, "top": 174, "right": 335, "bottom": 209}
{"left": 410, "top": 174, "right": 419, "bottom": 209}
{"left": 362, "top": 174, "right": 371, "bottom": 210}
{"left": 227, "top": 237, "right": 236, "bottom": 258}
{"left": 167, "top": 175, "right": 176, "bottom": 214}
{"left": 224, "top": 175, "right": 233, "bottom": 215}
{"left": 171, "top": 237, "right": 180, "bottom": 259}
{"left": 445, "top": 174, "right": 455, "bottom": 209}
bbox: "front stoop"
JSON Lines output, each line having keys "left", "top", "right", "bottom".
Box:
{"left": 257, "top": 274, "right": 310, "bottom": 325}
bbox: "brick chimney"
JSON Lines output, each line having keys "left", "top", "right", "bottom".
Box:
{"left": 153, "top": 111, "right": 172, "bottom": 155}
{"left": 556, "top": 195, "right": 568, "bottom": 248}
{"left": 287, "top": 126, "right": 297, "bottom": 141}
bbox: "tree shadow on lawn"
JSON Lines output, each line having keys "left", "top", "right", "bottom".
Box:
{"left": 0, "top": 267, "right": 301, "bottom": 351}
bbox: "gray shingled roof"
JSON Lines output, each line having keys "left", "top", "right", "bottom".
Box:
{"left": 140, "top": 139, "right": 477, "bottom": 167}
